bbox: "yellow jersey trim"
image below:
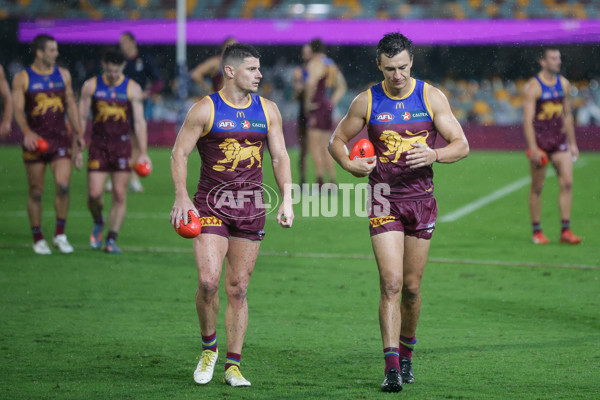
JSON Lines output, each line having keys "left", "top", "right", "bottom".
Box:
{"left": 126, "top": 79, "right": 133, "bottom": 101}
{"left": 258, "top": 96, "right": 270, "bottom": 131}
{"left": 202, "top": 96, "right": 215, "bottom": 137}
{"left": 90, "top": 76, "right": 98, "bottom": 95}
{"left": 537, "top": 73, "right": 558, "bottom": 87}
{"left": 382, "top": 78, "right": 415, "bottom": 100}
{"left": 218, "top": 91, "right": 252, "bottom": 109}
{"left": 30, "top": 65, "right": 54, "bottom": 76}
{"left": 23, "top": 71, "right": 29, "bottom": 91}
{"left": 423, "top": 82, "right": 434, "bottom": 120}
{"left": 366, "top": 89, "right": 373, "bottom": 127}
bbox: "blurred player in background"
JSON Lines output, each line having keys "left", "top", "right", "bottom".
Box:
{"left": 118, "top": 31, "right": 164, "bottom": 193}
{"left": 523, "top": 48, "right": 581, "bottom": 245}
{"left": 0, "top": 65, "right": 12, "bottom": 138}
{"left": 79, "top": 49, "right": 151, "bottom": 254}
{"left": 170, "top": 43, "right": 293, "bottom": 388}
{"left": 190, "top": 37, "right": 237, "bottom": 94}
{"left": 329, "top": 33, "right": 469, "bottom": 392}
{"left": 304, "top": 39, "right": 347, "bottom": 188}
{"left": 292, "top": 44, "right": 312, "bottom": 186}
{"left": 12, "top": 34, "right": 85, "bottom": 255}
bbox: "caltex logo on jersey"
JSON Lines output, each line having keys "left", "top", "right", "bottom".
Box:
{"left": 402, "top": 111, "right": 411, "bottom": 121}
{"left": 218, "top": 120, "right": 236, "bottom": 129}
{"left": 241, "top": 120, "right": 251, "bottom": 129}
{"left": 376, "top": 112, "right": 394, "bottom": 122}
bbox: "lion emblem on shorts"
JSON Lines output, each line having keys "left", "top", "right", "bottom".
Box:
{"left": 213, "top": 138, "right": 263, "bottom": 172}
{"left": 537, "top": 101, "right": 563, "bottom": 120}
{"left": 379, "top": 129, "right": 429, "bottom": 163}
{"left": 32, "top": 93, "right": 64, "bottom": 116}
{"left": 95, "top": 101, "right": 127, "bottom": 123}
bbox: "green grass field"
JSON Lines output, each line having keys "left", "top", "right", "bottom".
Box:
{"left": 0, "top": 145, "right": 598, "bottom": 399}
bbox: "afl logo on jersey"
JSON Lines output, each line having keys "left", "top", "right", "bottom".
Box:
{"left": 218, "top": 120, "right": 237, "bottom": 129}
{"left": 241, "top": 120, "right": 251, "bottom": 129}
{"left": 402, "top": 111, "right": 411, "bottom": 121}
{"left": 376, "top": 113, "right": 394, "bottom": 122}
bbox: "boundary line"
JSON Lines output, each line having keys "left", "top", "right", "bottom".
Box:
{"left": 1, "top": 244, "right": 597, "bottom": 270}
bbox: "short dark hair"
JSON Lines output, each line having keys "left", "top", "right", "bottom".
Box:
{"left": 376, "top": 33, "right": 413, "bottom": 62}
{"left": 222, "top": 43, "right": 261, "bottom": 68}
{"left": 102, "top": 49, "right": 125, "bottom": 65}
{"left": 32, "top": 34, "right": 56, "bottom": 55}
{"left": 539, "top": 47, "right": 559, "bottom": 60}
{"left": 121, "top": 31, "right": 136, "bottom": 42}
{"left": 309, "top": 39, "right": 326, "bottom": 54}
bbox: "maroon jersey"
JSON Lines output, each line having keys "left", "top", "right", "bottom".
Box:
{"left": 196, "top": 91, "right": 269, "bottom": 193}
{"left": 533, "top": 74, "right": 568, "bottom": 153}
{"left": 367, "top": 79, "right": 437, "bottom": 200}
{"left": 24, "top": 65, "right": 67, "bottom": 138}
{"left": 90, "top": 75, "right": 133, "bottom": 142}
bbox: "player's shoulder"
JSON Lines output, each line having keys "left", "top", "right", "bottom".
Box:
{"left": 558, "top": 74, "right": 570, "bottom": 88}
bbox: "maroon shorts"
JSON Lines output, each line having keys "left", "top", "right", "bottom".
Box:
{"left": 193, "top": 187, "right": 266, "bottom": 241}
{"left": 22, "top": 134, "right": 72, "bottom": 164}
{"left": 369, "top": 197, "right": 437, "bottom": 240}
{"left": 308, "top": 99, "right": 333, "bottom": 131}
{"left": 87, "top": 137, "right": 132, "bottom": 173}
{"left": 535, "top": 132, "right": 568, "bottom": 155}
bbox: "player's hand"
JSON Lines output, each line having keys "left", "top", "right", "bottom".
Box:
{"left": 527, "top": 147, "right": 545, "bottom": 167}
{"left": 347, "top": 156, "right": 377, "bottom": 177}
{"left": 170, "top": 197, "right": 198, "bottom": 229}
{"left": 137, "top": 153, "right": 153, "bottom": 170}
{"left": 72, "top": 150, "right": 83, "bottom": 170}
{"left": 570, "top": 144, "right": 579, "bottom": 162}
{"left": 0, "top": 119, "right": 11, "bottom": 138}
{"left": 23, "top": 132, "right": 40, "bottom": 152}
{"left": 406, "top": 142, "right": 436, "bottom": 169}
{"left": 277, "top": 199, "right": 294, "bottom": 228}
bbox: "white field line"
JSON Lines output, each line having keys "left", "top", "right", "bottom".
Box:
{"left": 438, "top": 159, "right": 587, "bottom": 223}
{"left": 0, "top": 244, "right": 598, "bottom": 270}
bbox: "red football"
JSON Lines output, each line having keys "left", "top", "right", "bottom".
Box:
{"left": 36, "top": 138, "right": 49, "bottom": 154}
{"left": 175, "top": 210, "right": 202, "bottom": 238}
{"left": 526, "top": 148, "right": 549, "bottom": 166}
{"left": 134, "top": 161, "right": 152, "bottom": 177}
{"left": 349, "top": 138, "right": 375, "bottom": 163}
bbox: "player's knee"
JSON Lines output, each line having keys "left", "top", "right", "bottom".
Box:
{"left": 30, "top": 192, "right": 43, "bottom": 203}
{"left": 402, "top": 285, "right": 421, "bottom": 304}
{"left": 198, "top": 276, "right": 219, "bottom": 297}
{"left": 530, "top": 185, "right": 543, "bottom": 196}
{"left": 560, "top": 179, "right": 573, "bottom": 192}
{"left": 57, "top": 183, "right": 70, "bottom": 197}
{"left": 113, "top": 189, "right": 127, "bottom": 204}
{"left": 226, "top": 279, "right": 249, "bottom": 302}
{"left": 380, "top": 278, "right": 402, "bottom": 298}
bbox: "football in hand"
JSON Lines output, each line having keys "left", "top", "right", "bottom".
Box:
{"left": 134, "top": 161, "right": 152, "bottom": 177}
{"left": 175, "top": 210, "right": 201, "bottom": 238}
{"left": 526, "top": 148, "right": 549, "bottom": 166}
{"left": 36, "top": 138, "right": 49, "bottom": 154}
{"left": 349, "top": 138, "right": 375, "bottom": 163}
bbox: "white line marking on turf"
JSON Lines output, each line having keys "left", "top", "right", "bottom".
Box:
{"left": 438, "top": 159, "right": 587, "bottom": 223}
{"left": 1, "top": 244, "right": 597, "bottom": 270}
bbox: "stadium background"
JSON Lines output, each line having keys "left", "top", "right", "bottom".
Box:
{"left": 0, "top": 1, "right": 599, "bottom": 399}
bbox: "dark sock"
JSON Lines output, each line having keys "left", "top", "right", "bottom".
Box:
{"left": 225, "top": 352, "right": 241, "bottom": 371}
{"left": 384, "top": 347, "right": 400, "bottom": 374}
{"left": 94, "top": 215, "right": 104, "bottom": 226}
{"left": 55, "top": 218, "right": 66, "bottom": 236}
{"left": 399, "top": 336, "right": 417, "bottom": 360}
{"left": 32, "top": 226, "right": 44, "bottom": 243}
{"left": 201, "top": 331, "right": 217, "bottom": 352}
{"left": 107, "top": 231, "right": 118, "bottom": 242}
{"left": 561, "top": 219, "right": 570, "bottom": 233}
{"left": 532, "top": 222, "right": 542, "bottom": 234}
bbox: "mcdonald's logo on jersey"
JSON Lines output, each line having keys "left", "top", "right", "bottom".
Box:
{"left": 236, "top": 111, "right": 246, "bottom": 119}
{"left": 395, "top": 102, "right": 405, "bottom": 110}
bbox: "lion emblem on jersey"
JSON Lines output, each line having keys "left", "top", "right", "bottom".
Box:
{"left": 537, "top": 101, "right": 563, "bottom": 120}
{"left": 32, "top": 93, "right": 64, "bottom": 116}
{"left": 379, "top": 129, "right": 429, "bottom": 163}
{"left": 213, "top": 138, "right": 263, "bottom": 172}
{"left": 95, "top": 101, "right": 127, "bottom": 123}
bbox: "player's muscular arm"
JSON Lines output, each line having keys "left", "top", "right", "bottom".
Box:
{"left": 170, "top": 99, "right": 210, "bottom": 228}
{"left": 523, "top": 78, "right": 545, "bottom": 164}
{"left": 12, "top": 71, "right": 38, "bottom": 151}
{"left": 408, "top": 85, "right": 468, "bottom": 168}
{"left": 560, "top": 77, "right": 578, "bottom": 160}
{"left": 265, "top": 99, "right": 294, "bottom": 228}
{"left": 329, "top": 91, "right": 376, "bottom": 177}
{"left": 330, "top": 66, "right": 347, "bottom": 107}
{"left": 190, "top": 57, "right": 219, "bottom": 94}
{"left": 60, "top": 68, "right": 84, "bottom": 144}
{"left": 0, "top": 66, "right": 12, "bottom": 138}
{"left": 78, "top": 79, "right": 94, "bottom": 137}
{"left": 130, "top": 81, "right": 151, "bottom": 166}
